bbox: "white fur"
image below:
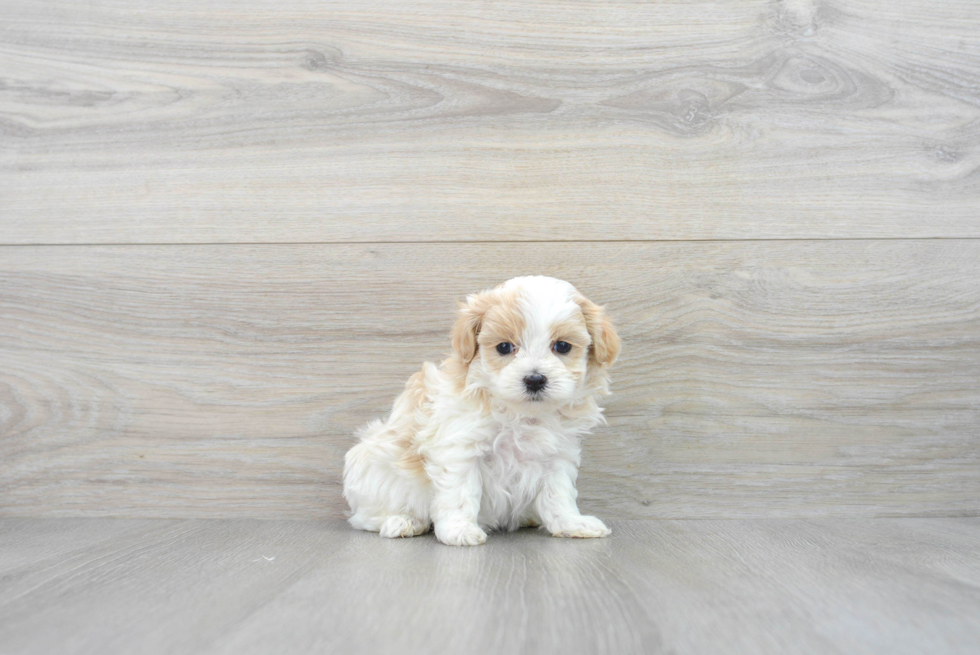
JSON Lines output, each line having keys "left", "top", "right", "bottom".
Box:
{"left": 343, "top": 276, "right": 618, "bottom": 546}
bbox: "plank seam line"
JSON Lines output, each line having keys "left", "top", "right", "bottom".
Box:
{"left": 1, "top": 237, "right": 979, "bottom": 247}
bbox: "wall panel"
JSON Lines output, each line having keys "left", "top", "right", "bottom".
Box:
{"left": 2, "top": 240, "right": 977, "bottom": 518}
{"left": 2, "top": 0, "right": 979, "bottom": 243}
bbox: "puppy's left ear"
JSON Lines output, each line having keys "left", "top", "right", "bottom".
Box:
{"left": 576, "top": 295, "right": 621, "bottom": 368}
{"left": 451, "top": 291, "right": 493, "bottom": 364}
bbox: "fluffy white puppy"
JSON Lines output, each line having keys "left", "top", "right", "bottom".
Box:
{"left": 343, "top": 276, "right": 620, "bottom": 546}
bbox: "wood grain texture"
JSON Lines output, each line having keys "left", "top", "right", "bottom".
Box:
{"left": 2, "top": 240, "right": 978, "bottom": 519}
{"left": 1, "top": 518, "right": 979, "bottom": 655}
{"left": 2, "top": 0, "right": 979, "bottom": 243}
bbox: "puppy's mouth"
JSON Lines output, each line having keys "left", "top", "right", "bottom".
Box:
{"left": 524, "top": 392, "right": 546, "bottom": 402}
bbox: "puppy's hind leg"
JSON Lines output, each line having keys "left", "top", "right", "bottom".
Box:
{"left": 344, "top": 429, "right": 393, "bottom": 534}
{"left": 348, "top": 506, "right": 387, "bottom": 533}
{"left": 344, "top": 421, "right": 432, "bottom": 537}
{"left": 379, "top": 515, "right": 430, "bottom": 539}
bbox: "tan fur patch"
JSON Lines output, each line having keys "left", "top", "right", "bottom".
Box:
{"left": 547, "top": 315, "right": 591, "bottom": 383}
{"left": 451, "top": 290, "right": 498, "bottom": 364}
{"left": 397, "top": 446, "right": 427, "bottom": 479}
{"left": 475, "top": 287, "right": 525, "bottom": 374}
{"left": 549, "top": 317, "right": 592, "bottom": 350}
{"left": 393, "top": 364, "right": 436, "bottom": 478}
{"left": 403, "top": 369, "right": 428, "bottom": 405}
{"left": 446, "top": 286, "right": 526, "bottom": 384}
{"left": 447, "top": 289, "right": 497, "bottom": 393}
{"left": 575, "top": 294, "right": 621, "bottom": 367}
{"left": 442, "top": 355, "right": 470, "bottom": 395}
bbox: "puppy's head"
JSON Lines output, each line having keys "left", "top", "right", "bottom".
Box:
{"left": 450, "top": 276, "right": 620, "bottom": 410}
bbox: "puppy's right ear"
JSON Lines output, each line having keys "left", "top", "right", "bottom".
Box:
{"left": 575, "top": 294, "right": 621, "bottom": 368}
{"left": 451, "top": 291, "right": 493, "bottom": 364}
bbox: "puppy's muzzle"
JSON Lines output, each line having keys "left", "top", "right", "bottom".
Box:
{"left": 523, "top": 373, "right": 548, "bottom": 394}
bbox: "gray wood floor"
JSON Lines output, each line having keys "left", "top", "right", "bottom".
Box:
{"left": 1, "top": 518, "right": 978, "bottom": 655}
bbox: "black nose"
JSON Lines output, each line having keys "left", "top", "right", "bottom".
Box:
{"left": 523, "top": 373, "right": 548, "bottom": 393}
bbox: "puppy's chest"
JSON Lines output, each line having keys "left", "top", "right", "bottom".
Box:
{"left": 482, "top": 420, "right": 563, "bottom": 467}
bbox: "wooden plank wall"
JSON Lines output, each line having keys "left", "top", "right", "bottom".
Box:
{"left": 1, "top": 0, "right": 978, "bottom": 519}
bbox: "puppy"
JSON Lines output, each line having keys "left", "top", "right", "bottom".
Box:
{"left": 343, "top": 276, "right": 620, "bottom": 546}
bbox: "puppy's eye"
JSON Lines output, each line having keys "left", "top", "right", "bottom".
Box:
{"left": 553, "top": 341, "right": 572, "bottom": 355}
{"left": 496, "top": 342, "right": 514, "bottom": 355}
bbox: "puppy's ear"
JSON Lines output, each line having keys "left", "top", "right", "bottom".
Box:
{"left": 576, "top": 295, "right": 621, "bottom": 368}
{"left": 451, "top": 291, "right": 493, "bottom": 364}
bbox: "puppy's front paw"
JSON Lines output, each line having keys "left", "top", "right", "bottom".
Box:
{"left": 549, "top": 515, "right": 611, "bottom": 539}
{"left": 435, "top": 521, "right": 488, "bottom": 547}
